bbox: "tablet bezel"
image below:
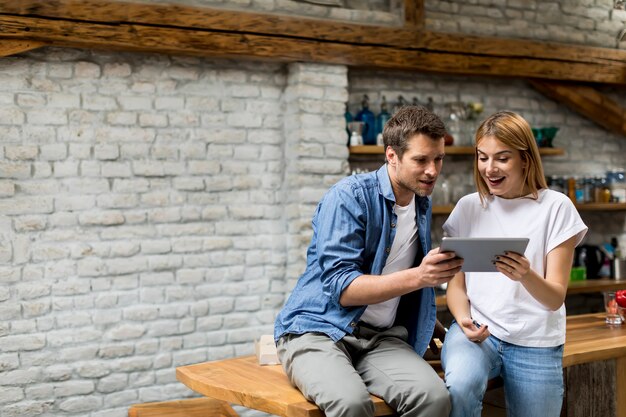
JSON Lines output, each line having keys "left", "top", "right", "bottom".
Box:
{"left": 439, "top": 237, "right": 530, "bottom": 273}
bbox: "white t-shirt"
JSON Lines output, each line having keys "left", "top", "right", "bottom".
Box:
{"left": 360, "top": 198, "right": 418, "bottom": 329}
{"left": 443, "top": 189, "right": 587, "bottom": 347}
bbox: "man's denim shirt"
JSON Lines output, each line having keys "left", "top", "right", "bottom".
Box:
{"left": 274, "top": 164, "right": 437, "bottom": 356}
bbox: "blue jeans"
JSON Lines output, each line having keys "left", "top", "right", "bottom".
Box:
{"left": 441, "top": 322, "right": 564, "bottom": 417}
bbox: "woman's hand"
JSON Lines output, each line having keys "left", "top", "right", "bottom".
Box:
{"left": 495, "top": 251, "right": 531, "bottom": 282}
{"left": 459, "top": 316, "right": 490, "bottom": 343}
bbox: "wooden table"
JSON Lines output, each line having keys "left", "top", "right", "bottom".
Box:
{"left": 562, "top": 313, "right": 626, "bottom": 417}
{"left": 177, "top": 314, "right": 626, "bottom": 417}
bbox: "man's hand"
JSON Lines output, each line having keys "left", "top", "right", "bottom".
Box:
{"left": 414, "top": 248, "right": 463, "bottom": 288}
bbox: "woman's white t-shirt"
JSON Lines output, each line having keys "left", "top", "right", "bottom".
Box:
{"left": 443, "top": 189, "right": 587, "bottom": 347}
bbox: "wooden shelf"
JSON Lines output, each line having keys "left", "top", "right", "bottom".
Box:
{"left": 566, "top": 278, "right": 626, "bottom": 294}
{"left": 432, "top": 205, "right": 455, "bottom": 215}
{"left": 574, "top": 202, "right": 626, "bottom": 211}
{"left": 349, "top": 145, "right": 565, "bottom": 156}
{"left": 437, "top": 279, "right": 626, "bottom": 308}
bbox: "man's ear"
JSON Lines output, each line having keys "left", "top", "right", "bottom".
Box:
{"left": 385, "top": 146, "right": 397, "bottom": 165}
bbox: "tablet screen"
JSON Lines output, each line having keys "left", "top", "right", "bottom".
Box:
{"left": 439, "top": 237, "right": 530, "bottom": 272}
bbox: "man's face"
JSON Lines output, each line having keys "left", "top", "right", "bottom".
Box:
{"left": 386, "top": 133, "right": 445, "bottom": 204}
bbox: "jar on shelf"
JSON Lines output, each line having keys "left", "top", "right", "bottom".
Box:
{"left": 594, "top": 176, "right": 612, "bottom": 203}
{"left": 608, "top": 169, "right": 626, "bottom": 203}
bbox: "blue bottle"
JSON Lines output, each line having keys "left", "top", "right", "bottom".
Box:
{"left": 344, "top": 103, "right": 353, "bottom": 146}
{"left": 356, "top": 95, "right": 376, "bottom": 145}
{"left": 375, "top": 96, "right": 391, "bottom": 137}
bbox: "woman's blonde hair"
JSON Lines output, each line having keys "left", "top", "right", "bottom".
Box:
{"left": 474, "top": 111, "right": 548, "bottom": 204}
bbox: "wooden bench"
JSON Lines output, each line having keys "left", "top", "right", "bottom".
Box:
{"left": 128, "top": 398, "right": 239, "bottom": 417}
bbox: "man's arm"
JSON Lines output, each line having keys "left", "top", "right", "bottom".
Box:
{"left": 339, "top": 248, "right": 462, "bottom": 307}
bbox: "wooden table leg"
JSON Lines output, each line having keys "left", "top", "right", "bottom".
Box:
{"left": 565, "top": 360, "right": 616, "bottom": 417}
{"left": 617, "top": 356, "right": 626, "bottom": 417}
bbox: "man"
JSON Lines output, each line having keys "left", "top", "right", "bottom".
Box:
{"left": 274, "top": 105, "right": 463, "bottom": 417}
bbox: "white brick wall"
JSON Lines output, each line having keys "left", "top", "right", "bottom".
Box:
{"left": 0, "top": 49, "right": 348, "bottom": 416}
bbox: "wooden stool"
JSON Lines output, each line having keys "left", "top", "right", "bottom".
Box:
{"left": 128, "top": 398, "right": 239, "bottom": 417}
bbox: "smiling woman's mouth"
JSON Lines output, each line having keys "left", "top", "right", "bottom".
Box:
{"left": 487, "top": 176, "right": 504, "bottom": 185}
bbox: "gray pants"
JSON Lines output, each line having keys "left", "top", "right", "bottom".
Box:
{"left": 277, "top": 325, "right": 450, "bottom": 417}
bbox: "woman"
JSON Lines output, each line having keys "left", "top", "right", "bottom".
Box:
{"left": 441, "top": 111, "right": 588, "bottom": 417}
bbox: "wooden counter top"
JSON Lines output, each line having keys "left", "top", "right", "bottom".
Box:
{"left": 563, "top": 313, "right": 626, "bottom": 367}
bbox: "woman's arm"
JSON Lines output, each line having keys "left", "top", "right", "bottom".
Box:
{"left": 495, "top": 235, "right": 577, "bottom": 311}
{"left": 446, "top": 271, "right": 490, "bottom": 341}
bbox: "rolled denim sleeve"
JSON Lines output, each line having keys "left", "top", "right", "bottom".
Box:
{"left": 315, "top": 183, "right": 368, "bottom": 306}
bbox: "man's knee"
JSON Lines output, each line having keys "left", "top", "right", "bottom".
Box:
{"left": 422, "top": 379, "right": 451, "bottom": 415}
{"left": 399, "top": 378, "right": 450, "bottom": 417}
{"left": 320, "top": 390, "right": 375, "bottom": 417}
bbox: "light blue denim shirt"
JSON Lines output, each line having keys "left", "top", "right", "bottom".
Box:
{"left": 274, "top": 164, "right": 437, "bottom": 356}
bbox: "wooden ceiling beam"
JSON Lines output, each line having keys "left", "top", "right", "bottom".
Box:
{"left": 0, "top": 39, "right": 44, "bottom": 56}
{"left": 2, "top": 13, "right": 625, "bottom": 84}
{"left": 1, "top": 0, "right": 624, "bottom": 65}
{"left": 529, "top": 80, "right": 626, "bottom": 136}
{"left": 1, "top": 0, "right": 626, "bottom": 84}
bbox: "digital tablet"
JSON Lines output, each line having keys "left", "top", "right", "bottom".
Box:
{"left": 439, "top": 237, "right": 530, "bottom": 272}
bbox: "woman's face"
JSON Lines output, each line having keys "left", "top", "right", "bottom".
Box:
{"left": 476, "top": 135, "right": 528, "bottom": 199}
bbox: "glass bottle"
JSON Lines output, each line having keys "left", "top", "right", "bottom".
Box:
{"left": 344, "top": 102, "right": 353, "bottom": 147}
{"left": 355, "top": 95, "right": 376, "bottom": 145}
{"left": 567, "top": 177, "right": 577, "bottom": 203}
{"left": 375, "top": 96, "right": 391, "bottom": 138}
{"left": 574, "top": 176, "right": 585, "bottom": 204}
{"left": 611, "top": 169, "right": 626, "bottom": 202}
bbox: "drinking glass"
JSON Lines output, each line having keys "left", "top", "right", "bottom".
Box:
{"left": 604, "top": 291, "right": 623, "bottom": 325}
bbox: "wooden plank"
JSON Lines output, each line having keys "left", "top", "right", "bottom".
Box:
{"left": 575, "top": 203, "right": 626, "bottom": 212}
{"left": 529, "top": 80, "right": 626, "bottom": 135}
{"left": 0, "top": 0, "right": 412, "bottom": 44}
{"left": 0, "top": 39, "right": 43, "bottom": 56}
{"left": 565, "top": 361, "right": 616, "bottom": 417}
{"left": 176, "top": 355, "right": 396, "bottom": 417}
{"left": 2, "top": 2, "right": 626, "bottom": 83}
{"left": 566, "top": 279, "right": 626, "bottom": 294}
{"left": 3, "top": 0, "right": 626, "bottom": 67}
{"left": 563, "top": 314, "right": 626, "bottom": 367}
{"left": 617, "top": 356, "right": 626, "bottom": 417}
{"left": 128, "top": 398, "right": 239, "bottom": 417}
{"left": 416, "top": 31, "right": 626, "bottom": 67}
